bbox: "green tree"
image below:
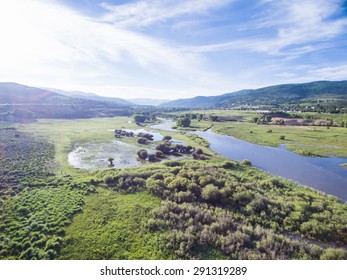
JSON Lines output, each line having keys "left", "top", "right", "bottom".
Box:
{"left": 133, "top": 114, "right": 147, "bottom": 123}
{"left": 177, "top": 117, "right": 191, "bottom": 127}
{"left": 108, "top": 158, "right": 114, "bottom": 167}
{"left": 137, "top": 149, "right": 148, "bottom": 160}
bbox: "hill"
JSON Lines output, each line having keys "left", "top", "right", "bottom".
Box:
{"left": 0, "top": 82, "right": 70, "bottom": 104}
{"left": 160, "top": 81, "right": 347, "bottom": 109}
{"left": 127, "top": 98, "right": 171, "bottom": 106}
{"left": 0, "top": 82, "right": 132, "bottom": 122}
{"left": 46, "top": 88, "right": 133, "bottom": 105}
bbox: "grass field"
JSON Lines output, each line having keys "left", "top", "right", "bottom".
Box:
{"left": 166, "top": 110, "right": 347, "bottom": 157}
{"left": 58, "top": 189, "right": 170, "bottom": 260}
{"left": 15, "top": 117, "right": 214, "bottom": 174}
{"left": 1, "top": 115, "right": 346, "bottom": 260}
{"left": 212, "top": 121, "right": 347, "bottom": 157}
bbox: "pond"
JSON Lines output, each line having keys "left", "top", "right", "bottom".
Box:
{"left": 68, "top": 140, "right": 142, "bottom": 170}
{"left": 153, "top": 119, "right": 347, "bottom": 201}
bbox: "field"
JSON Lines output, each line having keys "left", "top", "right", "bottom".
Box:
{"left": 172, "top": 110, "right": 347, "bottom": 157}
{"left": 0, "top": 115, "right": 346, "bottom": 260}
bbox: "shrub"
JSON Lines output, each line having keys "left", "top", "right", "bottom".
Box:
{"left": 201, "top": 184, "right": 222, "bottom": 203}
{"left": 137, "top": 132, "right": 154, "bottom": 140}
{"left": 156, "top": 143, "right": 171, "bottom": 154}
{"left": 147, "top": 154, "right": 156, "bottom": 162}
{"left": 137, "top": 149, "right": 148, "bottom": 160}
{"left": 320, "top": 248, "right": 347, "bottom": 260}
{"left": 137, "top": 138, "right": 148, "bottom": 144}
{"left": 155, "top": 151, "right": 164, "bottom": 158}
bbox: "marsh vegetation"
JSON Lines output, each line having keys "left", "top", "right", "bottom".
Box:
{"left": 0, "top": 112, "right": 346, "bottom": 260}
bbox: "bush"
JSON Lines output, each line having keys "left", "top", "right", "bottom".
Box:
{"left": 137, "top": 138, "right": 148, "bottom": 144}
{"left": 156, "top": 143, "right": 171, "bottom": 154}
{"left": 155, "top": 151, "right": 164, "bottom": 158}
{"left": 320, "top": 248, "right": 347, "bottom": 260}
{"left": 177, "top": 117, "right": 191, "bottom": 127}
{"left": 147, "top": 154, "right": 156, "bottom": 162}
{"left": 201, "top": 184, "right": 222, "bottom": 203}
{"left": 137, "top": 149, "right": 148, "bottom": 160}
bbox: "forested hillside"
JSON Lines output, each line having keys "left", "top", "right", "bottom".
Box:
{"left": 160, "top": 81, "right": 347, "bottom": 109}
{"left": 0, "top": 83, "right": 132, "bottom": 122}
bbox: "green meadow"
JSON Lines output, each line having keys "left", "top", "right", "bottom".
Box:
{"left": 1, "top": 115, "right": 346, "bottom": 260}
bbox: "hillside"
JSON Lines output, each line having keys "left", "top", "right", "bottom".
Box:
{"left": 160, "top": 81, "right": 347, "bottom": 109}
{"left": 127, "top": 98, "right": 171, "bottom": 106}
{"left": 46, "top": 88, "right": 133, "bottom": 105}
{"left": 0, "top": 82, "right": 70, "bottom": 104}
{"left": 0, "top": 83, "right": 132, "bottom": 122}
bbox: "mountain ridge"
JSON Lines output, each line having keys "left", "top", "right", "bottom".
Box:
{"left": 0, "top": 82, "right": 132, "bottom": 122}
{"left": 45, "top": 88, "right": 133, "bottom": 105}
{"left": 160, "top": 80, "right": 347, "bottom": 108}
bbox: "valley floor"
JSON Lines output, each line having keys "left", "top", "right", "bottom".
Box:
{"left": 0, "top": 116, "right": 346, "bottom": 260}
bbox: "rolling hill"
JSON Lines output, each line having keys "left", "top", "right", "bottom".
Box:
{"left": 160, "top": 80, "right": 347, "bottom": 108}
{"left": 127, "top": 98, "right": 171, "bottom": 106}
{"left": 46, "top": 88, "right": 133, "bottom": 105}
{"left": 0, "top": 82, "right": 132, "bottom": 122}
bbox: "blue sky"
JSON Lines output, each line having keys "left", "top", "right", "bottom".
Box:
{"left": 0, "top": 0, "right": 347, "bottom": 99}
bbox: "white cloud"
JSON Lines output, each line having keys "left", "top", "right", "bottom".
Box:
{"left": 0, "top": 0, "right": 230, "bottom": 99}
{"left": 100, "top": 0, "right": 233, "bottom": 27}
{"left": 189, "top": 0, "right": 347, "bottom": 56}
{"left": 307, "top": 65, "right": 347, "bottom": 80}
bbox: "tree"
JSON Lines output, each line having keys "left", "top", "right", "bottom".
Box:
{"left": 208, "top": 115, "right": 218, "bottom": 122}
{"left": 265, "top": 115, "right": 272, "bottom": 123}
{"left": 156, "top": 143, "right": 171, "bottom": 154}
{"left": 108, "top": 158, "right": 114, "bottom": 167}
{"left": 177, "top": 117, "right": 191, "bottom": 127}
{"left": 133, "top": 114, "right": 147, "bottom": 123}
{"left": 137, "top": 149, "right": 148, "bottom": 160}
{"left": 162, "top": 135, "right": 172, "bottom": 141}
{"left": 137, "top": 138, "right": 148, "bottom": 144}
{"left": 147, "top": 154, "right": 156, "bottom": 162}
{"left": 197, "top": 114, "right": 203, "bottom": 121}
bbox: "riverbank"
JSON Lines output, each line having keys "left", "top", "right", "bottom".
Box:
{"left": 1, "top": 116, "right": 346, "bottom": 260}
{"left": 166, "top": 110, "right": 347, "bottom": 158}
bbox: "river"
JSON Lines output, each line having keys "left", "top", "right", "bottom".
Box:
{"left": 152, "top": 119, "right": 347, "bottom": 201}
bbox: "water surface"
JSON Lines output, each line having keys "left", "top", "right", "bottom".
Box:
{"left": 152, "top": 119, "right": 347, "bottom": 200}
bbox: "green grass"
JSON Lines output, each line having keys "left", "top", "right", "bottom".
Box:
{"left": 164, "top": 110, "right": 347, "bottom": 157}
{"left": 2, "top": 115, "right": 346, "bottom": 260}
{"left": 340, "top": 164, "right": 347, "bottom": 169}
{"left": 212, "top": 121, "right": 347, "bottom": 157}
{"left": 0, "top": 177, "right": 93, "bottom": 260}
{"left": 58, "top": 188, "right": 171, "bottom": 260}
{"left": 16, "top": 117, "right": 150, "bottom": 174}
{"left": 16, "top": 117, "right": 213, "bottom": 175}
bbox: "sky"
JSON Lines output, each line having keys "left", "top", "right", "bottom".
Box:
{"left": 0, "top": 0, "right": 347, "bottom": 99}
